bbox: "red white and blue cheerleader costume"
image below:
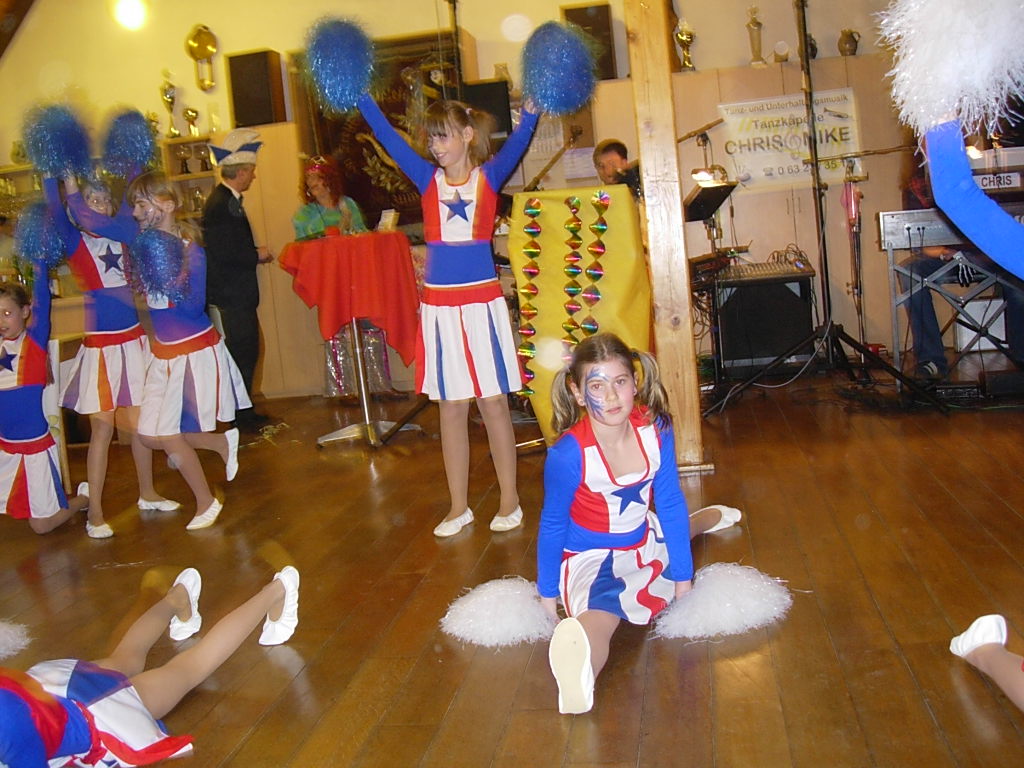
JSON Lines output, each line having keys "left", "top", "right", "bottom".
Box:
{"left": 0, "top": 265, "right": 67, "bottom": 520}
{"left": 0, "top": 662, "right": 192, "bottom": 767}
{"left": 536, "top": 408, "right": 694, "bottom": 623}
{"left": 45, "top": 179, "right": 147, "bottom": 414}
{"left": 138, "top": 240, "right": 250, "bottom": 437}
{"left": 358, "top": 94, "right": 539, "bottom": 400}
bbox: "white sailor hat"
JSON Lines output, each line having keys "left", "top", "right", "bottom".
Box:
{"left": 209, "top": 128, "right": 262, "bottom": 166}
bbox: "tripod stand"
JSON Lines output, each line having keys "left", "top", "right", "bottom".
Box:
{"left": 703, "top": 0, "right": 946, "bottom": 415}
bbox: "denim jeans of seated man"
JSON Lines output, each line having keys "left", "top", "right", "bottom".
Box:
{"left": 899, "top": 251, "right": 1024, "bottom": 375}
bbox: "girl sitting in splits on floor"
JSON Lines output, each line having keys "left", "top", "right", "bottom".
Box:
{"left": 0, "top": 565, "right": 299, "bottom": 766}
{"left": 536, "top": 333, "right": 741, "bottom": 714}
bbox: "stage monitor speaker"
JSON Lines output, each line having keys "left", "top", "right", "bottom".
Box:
{"left": 462, "top": 79, "right": 512, "bottom": 137}
{"left": 717, "top": 277, "right": 814, "bottom": 374}
{"left": 228, "top": 50, "right": 287, "bottom": 127}
{"left": 562, "top": 4, "right": 617, "bottom": 81}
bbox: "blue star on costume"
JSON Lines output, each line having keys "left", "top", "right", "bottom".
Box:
{"left": 0, "top": 347, "right": 16, "bottom": 371}
{"left": 98, "top": 244, "right": 122, "bottom": 273}
{"left": 441, "top": 189, "right": 470, "bottom": 221}
{"left": 611, "top": 482, "right": 648, "bottom": 515}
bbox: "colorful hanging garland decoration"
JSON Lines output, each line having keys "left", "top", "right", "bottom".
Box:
{"left": 580, "top": 191, "right": 609, "bottom": 338}
{"left": 516, "top": 197, "right": 543, "bottom": 396}
{"left": 562, "top": 195, "right": 585, "bottom": 359}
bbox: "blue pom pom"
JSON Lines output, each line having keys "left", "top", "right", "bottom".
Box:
{"left": 103, "top": 110, "right": 154, "bottom": 177}
{"left": 521, "top": 22, "right": 597, "bottom": 116}
{"left": 14, "top": 202, "right": 68, "bottom": 270}
{"left": 23, "top": 104, "right": 92, "bottom": 177}
{"left": 130, "top": 229, "right": 189, "bottom": 303}
{"left": 305, "top": 17, "right": 374, "bottom": 112}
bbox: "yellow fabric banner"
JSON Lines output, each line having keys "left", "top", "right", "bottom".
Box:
{"left": 508, "top": 184, "right": 651, "bottom": 443}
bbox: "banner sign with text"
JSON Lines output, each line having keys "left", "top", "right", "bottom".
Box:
{"left": 718, "top": 88, "right": 861, "bottom": 190}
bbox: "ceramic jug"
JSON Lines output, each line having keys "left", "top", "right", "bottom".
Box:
{"left": 838, "top": 29, "right": 860, "bottom": 56}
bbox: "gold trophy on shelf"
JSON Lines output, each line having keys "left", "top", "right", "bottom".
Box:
{"left": 747, "top": 6, "right": 768, "bottom": 68}
{"left": 183, "top": 107, "right": 200, "bottom": 137}
{"left": 674, "top": 19, "right": 696, "bottom": 71}
{"left": 174, "top": 144, "right": 192, "bottom": 175}
{"left": 160, "top": 76, "right": 180, "bottom": 138}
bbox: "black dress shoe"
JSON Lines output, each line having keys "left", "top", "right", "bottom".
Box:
{"left": 236, "top": 409, "right": 271, "bottom": 429}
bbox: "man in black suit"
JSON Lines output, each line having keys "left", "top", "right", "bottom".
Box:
{"left": 203, "top": 129, "right": 273, "bottom": 429}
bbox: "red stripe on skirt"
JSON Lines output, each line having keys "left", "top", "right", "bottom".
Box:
{"left": 459, "top": 307, "right": 482, "bottom": 397}
{"left": 422, "top": 281, "right": 502, "bottom": 307}
{"left": 150, "top": 326, "right": 219, "bottom": 360}
{"left": 8, "top": 461, "right": 30, "bottom": 518}
{"left": 0, "top": 433, "right": 55, "bottom": 454}
{"left": 83, "top": 325, "right": 145, "bottom": 348}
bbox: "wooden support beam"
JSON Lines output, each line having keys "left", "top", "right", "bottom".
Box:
{"left": 623, "top": 0, "right": 708, "bottom": 469}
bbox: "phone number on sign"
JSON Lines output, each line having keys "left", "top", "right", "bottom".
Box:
{"left": 762, "top": 164, "right": 810, "bottom": 178}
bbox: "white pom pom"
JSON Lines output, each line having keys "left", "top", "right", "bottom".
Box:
{"left": 878, "top": 0, "right": 1024, "bottom": 134}
{"left": 441, "top": 577, "right": 557, "bottom": 648}
{"left": 653, "top": 563, "right": 792, "bottom": 640}
{"left": 0, "top": 620, "right": 30, "bottom": 659}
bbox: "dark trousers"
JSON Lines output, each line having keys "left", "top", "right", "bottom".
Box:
{"left": 216, "top": 303, "right": 260, "bottom": 398}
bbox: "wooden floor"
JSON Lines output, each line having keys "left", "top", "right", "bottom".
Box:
{"left": 4, "top": 371, "right": 1024, "bottom": 767}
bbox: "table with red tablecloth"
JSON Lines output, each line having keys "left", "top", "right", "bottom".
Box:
{"left": 279, "top": 231, "right": 419, "bottom": 367}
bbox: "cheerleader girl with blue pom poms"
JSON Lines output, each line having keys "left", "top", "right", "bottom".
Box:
{"left": 43, "top": 169, "right": 180, "bottom": 538}
{"left": 537, "top": 333, "right": 741, "bottom": 714}
{"left": 356, "top": 92, "right": 539, "bottom": 537}
{"left": 305, "top": 18, "right": 613, "bottom": 537}
{"left": 0, "top": 214, "right": 90, "bottom": 534}
{"left": 126, "top": 171, "right": 248, "bottom": 530}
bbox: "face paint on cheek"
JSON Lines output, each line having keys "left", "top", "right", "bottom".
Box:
{"left": 583, "top": 369, "right": 612, "bottom": 417}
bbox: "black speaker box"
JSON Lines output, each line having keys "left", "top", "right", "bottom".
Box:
{"left": 717, "top": 278, "right": 814, "bottom": 374}
{"left": 228, "top": 50, "right": 287, "bottom": 127}
{"left": 462, "top": 80, "right": 512, "bottom": 137}
{"left": 562, "top": 4, "right": 617, "bottom": 81}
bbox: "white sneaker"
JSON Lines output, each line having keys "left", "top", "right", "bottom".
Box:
{"left": 950, "top": 615, "right": 1007, "bottom": 658}
{"left": 137, "top": 497, "right": 182, "bottom": 512}
{"left": 433, "top": 508, "right": 474, "bottom": 537}
{"left": 225, "top": 428, "right": 240, "bottom": 482}
{"left": 548, "top": 617, "right": 595, "bottom": 714}
{"left": 168, "top": 568, "right": 203, "bottom": 641}
{"left": 79, "top": 482, "right": 113, "bottom": 538}
{"left": 259, "top": 566, "right": 300, "bottom": 646}
{"left": 489, "top": 506, "right": 523, "bottom": 532}
{"left": 186, "top": 499, "right": 222, "bottom": 530}
{"left": 694, "top": 505, "right": 743, "bottom": 534}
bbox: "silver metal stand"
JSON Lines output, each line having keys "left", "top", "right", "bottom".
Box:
{"left": 317, "top": 318, "right": 427, "bottom": 447}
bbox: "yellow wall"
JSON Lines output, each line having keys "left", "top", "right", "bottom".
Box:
{"left": 0, "top": 0, "right": 888, "bottom": 155}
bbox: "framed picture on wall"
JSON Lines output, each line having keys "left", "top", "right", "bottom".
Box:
{"left": 292, "top": 31, "right": 473, "bottom": 227}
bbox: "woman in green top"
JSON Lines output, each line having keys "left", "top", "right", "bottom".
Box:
{"left": 292, "top": 155, "right": 368, "bottom": 239}
{"left": 291, "top": 155, "right": 397, "bottom": 397}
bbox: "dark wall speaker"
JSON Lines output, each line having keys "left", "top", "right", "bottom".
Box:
{"left": 227, "top": 50, "right": 287, "bottom": 127}
{"left": 562, "top": 4, "right": 617, "bottom": 81}
{"left": 717, "top": 278, "right": 814, "bottom": 373}
{"left": 462, "top": 80, "right": 512, "bottom": 137}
